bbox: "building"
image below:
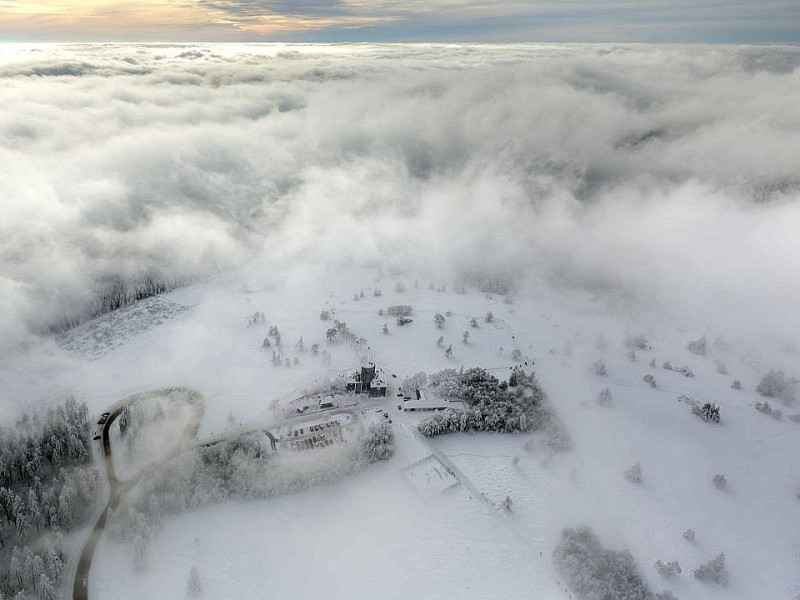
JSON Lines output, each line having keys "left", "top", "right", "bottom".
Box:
{"left": 403, "top": 388, "right": 451, "bottom": 411}
{"left": 345, "top": 362, "right": 387, "bottom": 397}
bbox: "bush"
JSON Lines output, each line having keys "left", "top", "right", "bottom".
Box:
{"left": 693, "top": 552, "right": 728, "bottom": 586}
{"left": 692, "top": 402, "right": 720, "bottom": 423}
{"left": 554, "top": 526, "right": 671, "bottom": 600}
{"left": 654, "top": 560, "right": 681, "bottom": 579}
{"left": 756, "top": 370, "right": 797, "bottom": 404}
{"left": 755, "top": 401, "right": 783, "bottom": 420}
{"left": 386, "top": 304, "right": 413, "bottom": 317}
{"left": 593, "top": 359, "right": 606, "bottom": 377}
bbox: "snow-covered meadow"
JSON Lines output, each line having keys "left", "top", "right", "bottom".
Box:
{"left": 0, "top": 43, "right": 799, "bottom": 600}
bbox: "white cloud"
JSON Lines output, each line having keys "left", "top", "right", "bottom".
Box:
{"left": 0, "top": 43, "right": 799, "bottom": 353}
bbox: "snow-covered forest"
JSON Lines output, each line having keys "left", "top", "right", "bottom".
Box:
{"left": 0, "top": 399, "right": 99, "bottom": 599}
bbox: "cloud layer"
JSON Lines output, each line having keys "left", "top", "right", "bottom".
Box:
{"left": 1, "top": 43, "right": 799, "bottom": 352}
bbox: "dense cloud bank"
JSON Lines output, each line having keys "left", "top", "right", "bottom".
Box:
{"left": 1, "top": 43, "right": 799, "bottom": 350}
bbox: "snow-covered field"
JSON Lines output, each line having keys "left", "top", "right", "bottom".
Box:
{"left": 36, "top": 265, "right": 793, "bottom": 600}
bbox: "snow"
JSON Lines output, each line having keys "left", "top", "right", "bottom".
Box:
{"left": 5, "top": 264, "right": 800, "bottom": 600}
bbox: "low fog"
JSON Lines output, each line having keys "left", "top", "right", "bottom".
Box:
{"left": 2, "top": 43, "right": 800, "bottom": 354}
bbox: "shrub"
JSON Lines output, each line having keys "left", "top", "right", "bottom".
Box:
{"left": 625, "top": 462, "right": 642, "bottom": 484}
{"left": 693, "top": 552, "right": 728, "bottom": 586}
{"left": 712, "top": 474, "right": 727, "bottom": 490}
{"left": 654, "top": 560, "right": 682, "bottom": 579}
{"left": 593, "top": 359, "right": 606, "bottom": 377}
{"left": 756, "top": 370, "right": 797, "bottom": 404}
{"left": 553, "top": 526, "right": 667, "bottom": 600}
{"left": 386, "top": 304, "right": 413, "bottom": 317}
{"left": 755, "top": 401, "right": 783, "bottom": 420}
{"left": 687, "top": 335, "right": 707, "bottom": 356}
{"left": 597, "top": 387, "right": 612, "bottom": 407}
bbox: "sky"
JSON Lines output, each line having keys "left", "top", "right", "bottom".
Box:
{"left": 0, "top": 0, "right": 798, "bottom": 43}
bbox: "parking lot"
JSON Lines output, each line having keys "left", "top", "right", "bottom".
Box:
{"left": 279, "top": 413, "right": 354, "bottom": 451}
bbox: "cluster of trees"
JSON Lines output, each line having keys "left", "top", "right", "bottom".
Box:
{"left": 416, "top": 368, "right": 569, "bottom": 450}
{"left": 108, "top": 425, "right": 394, "bottom": 569}
{"left": 0, "top": 398, "right": 100, "bottom": 599}
{"left": 553, "top": 526, "right": 678, "bottom": 600}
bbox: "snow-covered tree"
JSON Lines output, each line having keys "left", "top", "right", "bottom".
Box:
{"left": 462, "top": 330, "right": 470, "bottom": 344}
{"left": 187, "top": 566, "right": 202, "bottom": 597}
{"left": 133, "top": 535, "right": 148, "bottom": 571}
{"left": 444, "top": 345, "right": 453, "bottom": 358}
{"left": 592, "top": 359, "right": 606, "bottom": 376}
{"left": 362, "top": 423, "right": 394, "bottom": 464}
{"left": 692, "top": 402, "right": 720, "bottom": 423}
{"left": 597, "top": 387, "right": 612, "bottom": 407}
{"left": 693, "top": 552, "right": 728, "bottom": 586}
{"left": 756, "top": 370, "right": 797, "bottom": 404}
{"left": 624, "top": 462, "right": 642, "bottom": 484}
{"left": 713, "top": 474, "right": 727, "bottom": 490}
{"left": 654, "top": 559, "right": 681, "bottom": 579}
{"left": 688, "top": 335, "right": 707, "bottom": 356}
{"left": 485, "top": 311, "right": 494, "bottom": 323}
{"left": 434, "top": 313, "right": 445, "bottom": 329}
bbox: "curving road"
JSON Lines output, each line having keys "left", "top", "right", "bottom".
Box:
{"left": 72, "top": 388, "right": 204, "bottom": 600}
